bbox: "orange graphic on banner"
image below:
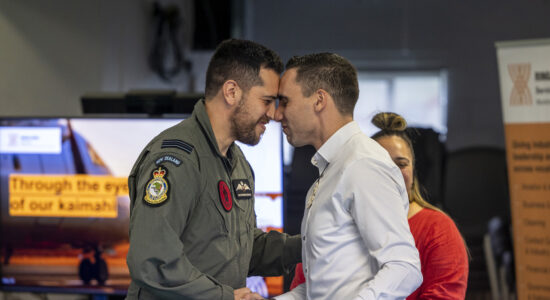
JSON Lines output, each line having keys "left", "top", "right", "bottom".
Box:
{"left": 9, "top": 174, "right": 128, "bottom": 218}
{"left": 508, "top": 63, "right": 533, "bottom": 106}
{"left": 504, "top": 123, "right": 550, "bottom": 299}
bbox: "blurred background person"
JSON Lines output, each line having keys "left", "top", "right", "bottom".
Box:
{"left": 371, "top": 112, "right": 469, "bottom": 299}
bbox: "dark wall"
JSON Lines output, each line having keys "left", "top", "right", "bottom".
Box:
{"left": 248, "top": 0, "right": 550, "bottom": 151}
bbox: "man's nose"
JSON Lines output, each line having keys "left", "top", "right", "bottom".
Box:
{"left": 266, "top": 101, "right": 277, "bottom": 120}
{"left": 273, "top": 104, "right": 284, "bottom": 122}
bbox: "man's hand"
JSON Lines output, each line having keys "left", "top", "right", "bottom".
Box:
{"left": 241, "top": 292, "right": 265, "bottom": 300}
{"left": 234, "top": 287, "right": 252, "bottom": 300}
{"left": 234, "top": 287, "right": 265, "bottom": 300}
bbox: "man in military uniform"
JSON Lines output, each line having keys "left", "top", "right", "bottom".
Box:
{"left": 126, "top": 39, "right": 301, "bottom": 300}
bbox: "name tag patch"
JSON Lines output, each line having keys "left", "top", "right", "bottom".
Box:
{"left": 232, "top": 179, "right": 252, "bottom": 200}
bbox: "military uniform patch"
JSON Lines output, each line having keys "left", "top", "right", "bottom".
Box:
{"left": 155, "top": 155, "right": 182, "bottom": 166}
{"left": 161, "top": 139, "right": 194, "bottom": 154}
{"left": 218, "top": 180, "right": 233, "bottom": 212}
{"left": 144, "top": 167, "right": 169, "bottom": 206}
{"left": 232, "top": 179, "right": 252, "bottom": 200}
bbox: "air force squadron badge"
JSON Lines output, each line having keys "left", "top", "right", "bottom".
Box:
{"left": 144, "top": 167, "right": 169, "bottom": 206}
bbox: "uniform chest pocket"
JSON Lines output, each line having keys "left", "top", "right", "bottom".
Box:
{"left": 200, "top": 183, "right": 232, "bottom": 237}
{"left": 242, "top": 200, "right": 255, "bottom": 230}
{"left": 207, "top": 198, "right": 229, "bottom": 236}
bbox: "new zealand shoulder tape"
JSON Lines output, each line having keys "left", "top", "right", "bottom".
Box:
{"left": 155, "top": 155, "right": 182, "bottom": 166}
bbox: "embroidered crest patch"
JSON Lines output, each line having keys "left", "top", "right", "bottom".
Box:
{"left": 218, "top": 180, "right": 233, "bottom": 212}
{"left": 232, "top": 179, "right": 252, "bottom": 200}
{"left": 144, "top": 167, "right": 169, "bottom": 206}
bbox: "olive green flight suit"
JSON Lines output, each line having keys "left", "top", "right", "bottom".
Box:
{"left": 126, "top": 100, "right": 301, "bottom": 300}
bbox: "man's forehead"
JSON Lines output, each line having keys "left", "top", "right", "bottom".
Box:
{"left": 250, "top": 68, "right": 278, "bottom": 97}
{"left": 259, "top": 67, "right": 279, "bottom": 77}
{"left": 282, "top": 67, "right": 297, "bottom": 78}
{"left": 259, "top": 68, "right": 280, "bottom": 83}
{"left": 281, "top": 68, "right": 299, "bottom": 86}
{"left": 280, "top": 69, "right": 300, "bottom": 89}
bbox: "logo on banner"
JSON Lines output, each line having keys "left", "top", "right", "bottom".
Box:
{"left": 508, "top": 63, "right": 532, "bottom": 106}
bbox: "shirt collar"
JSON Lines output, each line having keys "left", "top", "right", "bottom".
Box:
{"left": 311, "top": 121, "right": 362, "bottom": 174}
{"left": 193, "top": 99, "right": 236, "bottom": 163}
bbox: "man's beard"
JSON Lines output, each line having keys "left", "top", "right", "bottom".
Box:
{"left": 230, "top": 97, "right": 267, "bottom": 146}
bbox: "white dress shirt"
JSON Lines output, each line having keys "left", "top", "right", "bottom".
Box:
{"left": 276, "top": 121, "right": 422, "bottom": 300}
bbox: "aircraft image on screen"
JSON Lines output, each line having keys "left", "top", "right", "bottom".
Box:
{"left": 0, "top": 119, "right": 129, "bottom": 287}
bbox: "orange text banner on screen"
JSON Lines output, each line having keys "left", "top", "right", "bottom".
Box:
{"left": 9, "top": 174, "right": 128, "bottom": 218}
{"left": 496, "top": 38, "right": 550, "bottom": 300}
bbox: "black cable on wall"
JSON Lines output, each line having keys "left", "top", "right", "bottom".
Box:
{"left": 148, "top": 2, "right": 191, "bottom": 82}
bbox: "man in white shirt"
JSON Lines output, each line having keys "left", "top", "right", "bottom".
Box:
{"left": 272, "top": 53, "right": 422, "bottom": 300}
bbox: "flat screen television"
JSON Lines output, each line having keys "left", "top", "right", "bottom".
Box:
{"left": 0, "top": 117, "right": 284, "bottom": 296}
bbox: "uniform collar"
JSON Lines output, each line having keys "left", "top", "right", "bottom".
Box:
{"left": 312, "top": 121, "right": 361, "bottom": 174}
{"left": 193, "top": 99, "right": 237, "bottom": 164}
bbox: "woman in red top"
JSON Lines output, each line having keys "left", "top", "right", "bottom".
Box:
{"left": 291, "top": 112, "right": 469, "bottom": 299}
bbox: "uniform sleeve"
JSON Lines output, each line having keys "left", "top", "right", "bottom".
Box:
{"left": 415, "top": 216, "right": 469, "bottom": 299}
{"left": 345, "top": 158, "right": 422, "bottom": 300}
{"left": 127, "top": 153, "right": 234, "bottom": 300}
{"left": 248, "top": 229, "right": 301, "bottom": 276}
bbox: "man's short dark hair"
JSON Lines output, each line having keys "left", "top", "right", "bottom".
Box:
{"left": 205, "top": 39, "right": 283, "bottom": 99}
{"left": 286, "top": 53, "right": 359, "bottom": 115}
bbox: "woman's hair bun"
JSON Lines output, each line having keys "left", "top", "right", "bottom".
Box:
{"left": 371, "top": 112, "right": 407, "bottom": 132}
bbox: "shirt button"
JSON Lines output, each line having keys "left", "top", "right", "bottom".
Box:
{"left": 302, "top": 236, "right": 306, "bottom": 241}
{"left": 304, "top": 267, "right": 308, "bottom": 274}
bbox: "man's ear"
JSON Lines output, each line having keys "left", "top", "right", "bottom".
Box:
{"left": 314, "top": 89, "right": 329, "bottom": 113}
{"left": 222, "top": 80, "right": 242, "bottom": 106}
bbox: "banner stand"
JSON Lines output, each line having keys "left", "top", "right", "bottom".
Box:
{"left": 496, "top": 38, "right": 550, "bottom": 300}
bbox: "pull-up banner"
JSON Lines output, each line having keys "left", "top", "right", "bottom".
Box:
{"left": 496, "top": 38, "right": 550, "bottom": 300}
